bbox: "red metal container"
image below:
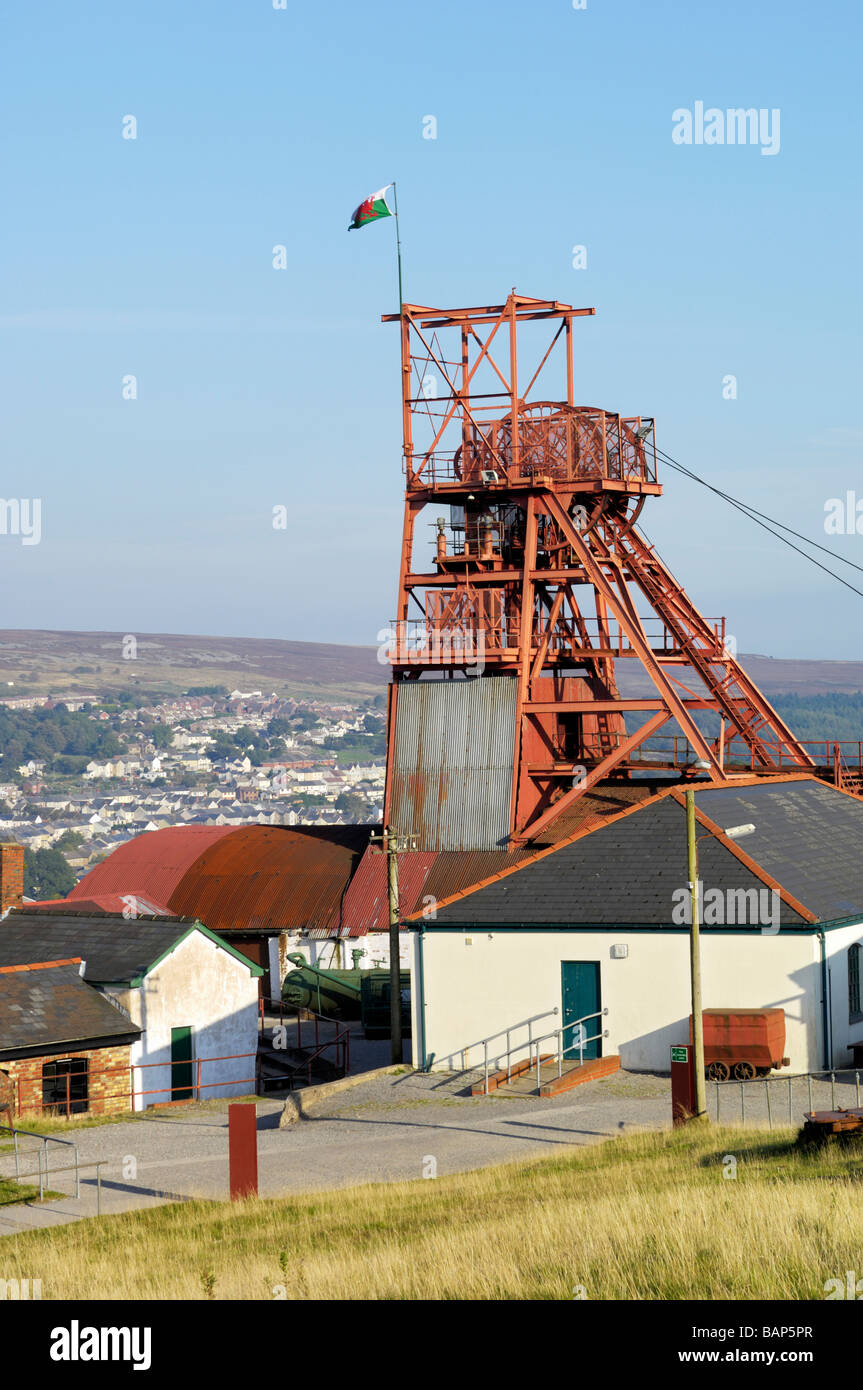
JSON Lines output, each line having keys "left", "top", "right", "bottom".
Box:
{"left": 691, "top": 1008, "right": 788, "bottom": 1081}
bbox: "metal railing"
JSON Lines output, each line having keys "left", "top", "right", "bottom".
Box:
{"left": 0, "top": 1124, "right": 79, "bottom": 1202}
{"left": 259, "top": 997, "right": 351, "bottom": 1077}
{"left": 445, "top": 1009, "right": 560, "bottom": 1085}
{"left": 501, "top": 1009, "right": 610, "bottom": 1095}
{"left": 712, "top": 1069, "right": 862, "bottom": 1128}
{"left": 473, "top": 1007, "right": 610, "bottom": 1095}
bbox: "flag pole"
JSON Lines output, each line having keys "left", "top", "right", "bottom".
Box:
{"left": 391, "top": 180, "right": 404, "bottom": 316}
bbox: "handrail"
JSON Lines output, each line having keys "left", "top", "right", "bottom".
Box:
{"left": 479, "top": 1007, "right": 609, "bottom": 1094}
{"left": 261, "top": 995, "right": 351, "bottom": 1074}
{"left": 4, "top": 1158, "right": 109, "bottom": 1213}
{"left": 458, "top": 1009, "right": 560, "bottom": 1088}
{"left": 0, "top": 1124, "right": 80, "bottom": 1202}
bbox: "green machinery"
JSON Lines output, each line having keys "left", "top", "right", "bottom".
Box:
{"left": 281, "top": 952, "right": 365, "bottom": 1019}
{"left": 281, "top": 953, "right": 411, "bottom": 1036}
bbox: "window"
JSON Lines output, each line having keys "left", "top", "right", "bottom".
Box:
{"left": 42, "top": 1058, "right": 89, "bottom": 1116}
{"left": 849, "top": 944, "right": 862, "bottom": 1023}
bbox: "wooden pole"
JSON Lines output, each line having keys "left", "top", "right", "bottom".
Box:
{"left": 687, "top": 790, "right": 708, "bottom": 1121}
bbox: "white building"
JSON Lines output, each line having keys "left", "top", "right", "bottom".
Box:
{"left": 407, "top": 777, "right": 863, "bottom": 1078}
{"left": 0, "top": 910, "right": 263, "bottom": 1110}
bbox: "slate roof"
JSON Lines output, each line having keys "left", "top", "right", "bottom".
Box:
{"left": 693, "top": 779, "right": 863, "bottom": 923}
{"left": 0, "top": 911, "right": 203, "bottom": 984}
{"left": 0, "top": 961, "right": 141, "bottom": 1055}
{"left": 425, "top": 777, "right": 863, "bottom": 929}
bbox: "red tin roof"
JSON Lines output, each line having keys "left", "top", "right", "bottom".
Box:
{"left": 69, "top": 826, "right": 235, "bottom": 908}
{"left": 335, "top": 845, "right": 437, "bottom": 938}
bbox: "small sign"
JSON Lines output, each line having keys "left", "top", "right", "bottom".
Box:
{"left": 671, "top": 1045, "right": 689, "bottom": 1063}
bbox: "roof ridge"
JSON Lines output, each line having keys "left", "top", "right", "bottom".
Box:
{"left": 0, "top": 957, "right": 83, "bottom": 974}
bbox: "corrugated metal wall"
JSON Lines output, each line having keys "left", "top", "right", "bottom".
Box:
{"left": 389, "top": 677, "right": 517, "bottom": 851}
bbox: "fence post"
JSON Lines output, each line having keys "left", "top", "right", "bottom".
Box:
{"left": 197, "top": 1058, "right": 202, "bottom": 1101}
{"left": 766, "top": 1079, "right": 772, "bottom": 1130}
{"left": 832, "top": 1072, "right": 836, "bottom": 1109}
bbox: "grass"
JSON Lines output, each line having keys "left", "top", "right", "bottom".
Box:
{"left": 0, "top": 1180, "right": 64, "bottom": 1207}
{"left": 6, "top": 1111, "right": 142, "bottom": 1137}
{"left": 3, "top": 1125, "right": 863, "bottom": 1299}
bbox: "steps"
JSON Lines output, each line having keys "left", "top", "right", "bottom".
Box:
{"left": 472, "top": 1053, "right": 620, "bottom": 1098}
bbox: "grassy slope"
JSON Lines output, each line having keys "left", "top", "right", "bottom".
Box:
{"left": 2, "top": 1126, "right": 862, "bottom": 1300}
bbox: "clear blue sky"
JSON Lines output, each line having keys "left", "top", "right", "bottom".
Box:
{"left": 1, "top": 0, "right": 861, "bottom": 659}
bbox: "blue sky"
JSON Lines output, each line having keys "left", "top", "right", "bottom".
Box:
{"left": 1, "top": 0, "right": 861, "bottom": 658}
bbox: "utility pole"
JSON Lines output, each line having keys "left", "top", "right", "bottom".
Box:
{"left": 370, "top": 825, "right": 415, "bottom": 1064}
{"left": 686, "top": 789, "right": 708, "bottom": 1121}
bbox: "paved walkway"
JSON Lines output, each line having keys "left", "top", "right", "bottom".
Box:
{"left": 0, "top": 1068, "right": 670, "bottom": 1234}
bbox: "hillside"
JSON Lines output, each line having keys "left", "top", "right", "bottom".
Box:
{"left": 0, "top": 629, "right": 862, "bottom": 705}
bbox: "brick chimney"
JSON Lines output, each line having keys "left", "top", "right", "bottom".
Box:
{"left": 0, "top": 843, "right": 24, "bottom": 915}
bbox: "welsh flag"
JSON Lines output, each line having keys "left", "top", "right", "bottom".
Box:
{"left": 348, "top": 184, "right": 393, "bottom": 231}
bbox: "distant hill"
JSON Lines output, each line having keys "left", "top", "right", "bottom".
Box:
{"left": 0, "top": 629, "right": 861, "bottom": 704}
{"left": 0, "top": 629, "right": 388, "bottom": 702}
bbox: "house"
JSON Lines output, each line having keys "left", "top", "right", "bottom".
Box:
{"left": 0, "top": 958, "right": 141, "bottom": 1118}
{"left": 0, "top": 841, "right": 263, "bottom": 1115}
{"left": 406, "top": 777, "right": 863, "bottom": 1077}
{"left": 0, "top": 909, "right": 263, "bottom": 1113}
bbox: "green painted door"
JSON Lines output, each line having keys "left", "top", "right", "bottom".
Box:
{"left": 561, "top": 962, "right": 601, "bottom": 1060}
{"left": 170, "top": 1026, "right": 194, "bottom": 1100}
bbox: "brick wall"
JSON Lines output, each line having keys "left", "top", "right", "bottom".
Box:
{"left": 0, "top": 843, "right": 24, "bottom": 915}
{"left": 1, "top": 1042, "right": 134, "bottom": 1119}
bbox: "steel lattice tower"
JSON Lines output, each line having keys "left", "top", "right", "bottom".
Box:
{"left": 381, "top": 292, "right": 812, "bottom": 850}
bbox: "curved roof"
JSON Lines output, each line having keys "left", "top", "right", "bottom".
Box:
{"left": 70, "top": 823, "right": 373, "bottom": 935}
{"left": 69, "top": 826, "right": 234, "bottom": 908}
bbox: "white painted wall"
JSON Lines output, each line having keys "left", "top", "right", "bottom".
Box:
{"left": 113, "top": 931, "right": 260, "bottom": 1109}
{"left": 412, "top": 928, "right": 822, "bottom": 1075}
{"left": 825, "top": 923, "right": 863, "bottom": 1069}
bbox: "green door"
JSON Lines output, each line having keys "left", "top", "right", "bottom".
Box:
{"left": 170, "top": 1026, "right": 194, "bottom": 1100}
{"left": 561, "top": 962, "right": 601, "bottom": 1060}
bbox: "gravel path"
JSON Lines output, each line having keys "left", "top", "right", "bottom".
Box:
{"left": 0, "top": 1068, "right": 674, "bottom": 1234}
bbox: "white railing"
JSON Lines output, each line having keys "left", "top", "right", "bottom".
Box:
{"left": 477, "top": 1007, "right": 610, "bottom": 1095}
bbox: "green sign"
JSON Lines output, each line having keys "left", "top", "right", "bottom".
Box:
{"left": 671, "top": 1046, "right": 689, "bottom": 1063}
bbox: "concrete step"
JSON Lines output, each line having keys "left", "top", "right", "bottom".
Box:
{"left": 473, "top": 1053, "right": 620, "bottom": 1098}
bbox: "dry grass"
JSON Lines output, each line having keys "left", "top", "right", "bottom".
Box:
{"left": 3, "top": 1125, "right": 862, "bottom": 1300}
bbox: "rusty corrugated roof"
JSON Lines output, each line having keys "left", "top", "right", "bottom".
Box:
{"left": 167, "top": 824, "right": 373, "bottom": 934}
{"left": 69, "top": 825, "right": 235, "bottom": 908}
{"left": 530, "top": 782, "right": 660, "bottom": 846}
{"left": 335, "top": 845, "right": 437, "bottom": 937}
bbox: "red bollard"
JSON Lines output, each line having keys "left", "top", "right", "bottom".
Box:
{"left": 670, "top": 1043, "right": 696, "bottom": 1126}
{"left": 228, "top": 1103, "right": 258, "bottom": 1199}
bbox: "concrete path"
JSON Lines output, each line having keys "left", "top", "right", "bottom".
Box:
{"left": 0, "top": 1069, "right": 671, "bottom": 1234}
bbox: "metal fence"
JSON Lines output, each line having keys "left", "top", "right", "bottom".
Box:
{"left": 711, "top": 1069, "right": 862, "bottom": 1128}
